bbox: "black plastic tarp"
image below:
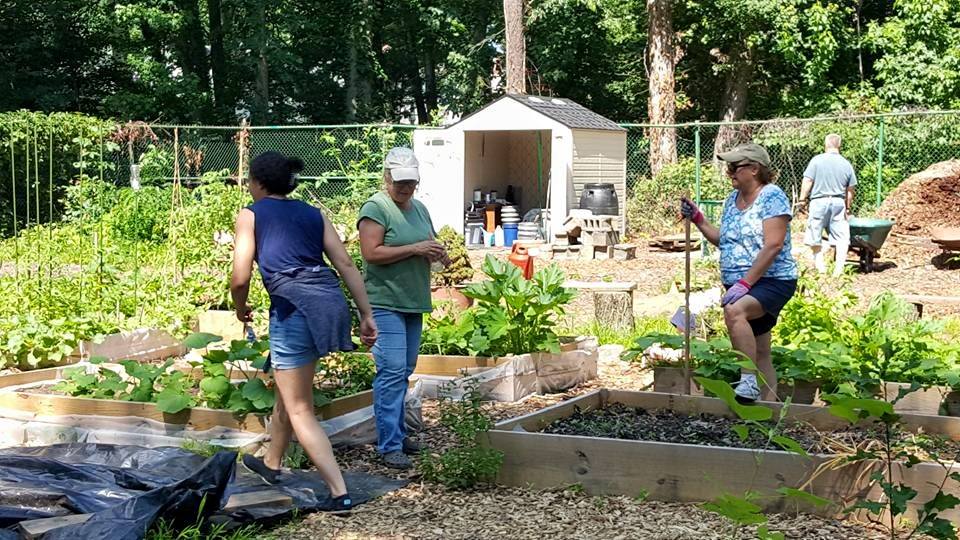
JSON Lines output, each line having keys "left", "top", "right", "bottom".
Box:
{"left": 0, "top": 444, "right": 407, "bottom": 539}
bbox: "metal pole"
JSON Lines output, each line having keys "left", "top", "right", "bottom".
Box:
{"left": 694, "top": 122, "right": 701, "bottom": 205}
{"left": 876, "top": 117, "right": 885, "bottom": 209}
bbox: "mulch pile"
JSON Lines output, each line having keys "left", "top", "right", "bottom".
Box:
{"left": 879, "top": 159, "right": 960, "bottom": 236}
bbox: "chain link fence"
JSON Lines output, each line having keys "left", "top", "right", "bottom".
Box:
{"left": 622, "top": 111, "right": 960, "bottom": 235}
{"left": 2, "top": 111, "right": 959, "bottom": 239}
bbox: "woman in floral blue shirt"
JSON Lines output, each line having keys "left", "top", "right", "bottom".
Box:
{"left": 681, "top": 143, "right": 797, "bottom": 403}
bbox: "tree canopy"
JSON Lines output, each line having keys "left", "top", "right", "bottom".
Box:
{"left": 1, "top": 0, "right": 957, "bottom": 124}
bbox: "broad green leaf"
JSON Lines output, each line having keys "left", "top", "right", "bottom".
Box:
{"left": 883, "top": 482, "right": 917, "bottom": 516}
{"left": 695, "top": 377, "right": 773, "bottom": 421}
{"left": 772, "top": 435, "right": 809, "bottom": 457}
{"left": 241, "top": 378, "right": 276, "bottom": 410}
{"left": 701, "top": 493, "right": 766, "bottom": 525}
{"left": 756, "top": 526, "right": 785, "bottom": 540}
{"left": 915, "top": 517, "right": 958, "bottom": 539}
{"left": 847, "top": 499, "right": 885, "bottom": 514}
{"left": 777, "top": 487, "right": 831, "bottom": 508}
{"left": 200, "top": 376, "right": 231, "bottom": 397}
{"left": 923, "top": 491, "right": 960, "bottom": 513}
{"left": 732, "top": 424, "right": 750, "bottom": 442}
{"left": 183, "top": 332, "right": 223, "bottom": 349}
{"left": 155, "top": 388, "right": 192, "bottom": 414}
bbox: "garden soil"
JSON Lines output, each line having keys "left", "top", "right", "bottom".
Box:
{"left": 878, "top": 159, "right": 960, "bottom": 236}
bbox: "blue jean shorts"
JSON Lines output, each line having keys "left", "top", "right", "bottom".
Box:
{"left": 268, "top": 308, "right": 318, "bottom": 370}
{"left": 804, "top": 197, "right": 849, "bottom": 246}
{"left": 725, "top": 277, "right": 797, "bottom": 336}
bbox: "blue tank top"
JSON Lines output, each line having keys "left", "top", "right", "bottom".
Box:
{"left": 248, "top": 198, "right": 327, "bottom": 281}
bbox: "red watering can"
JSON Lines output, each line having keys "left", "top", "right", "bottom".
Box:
{"left": 507, "top": 244, "right": 534, "bottom": 280}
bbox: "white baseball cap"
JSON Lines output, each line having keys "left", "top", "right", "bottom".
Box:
{"left": 384, "top": 147, "right": 420, "bottom": 182}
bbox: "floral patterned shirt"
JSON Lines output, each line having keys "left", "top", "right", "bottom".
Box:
{"left": 719, "top": 184, "right": 798, "bottom": 285}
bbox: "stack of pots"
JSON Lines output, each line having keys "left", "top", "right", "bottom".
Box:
{"left": 501, "top": 205, "right": 520, "bottom": 247}
{"left": 518, "top": 222, "right": 540, "bottom": 242}
{"left": 464, "top": 210, "right": 485, "bottom": 246}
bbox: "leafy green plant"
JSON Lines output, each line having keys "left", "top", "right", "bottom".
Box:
{"left": 461, "top": 255, "right": 574, "bottom": 356}
{"left": 823, "top": 393, "right": 960, "bottom": 539}
{"left": 418, "top": 381, "right": 503, "bottom": 489}
{"left": 431, "top": 226, "right": 473, "bottom": 287}
{"left": 695, "top": 376, "right": 831, "bottom": 539}
{"left": 420, "top": 309, "right": 479, "bottom": 356}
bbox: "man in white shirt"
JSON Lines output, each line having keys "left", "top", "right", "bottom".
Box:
{"left": 798, "top": 134, "right": 857, "bottom": 277}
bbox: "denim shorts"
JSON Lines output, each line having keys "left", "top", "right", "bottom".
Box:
{"left": 268, "top": 308, "right": 318, "bottom": 370}
{"left": 725, "top": 277, "right": 797, "bottom": 336}
{"left": 804, "top": 197, "right": 849, "bottom": 246}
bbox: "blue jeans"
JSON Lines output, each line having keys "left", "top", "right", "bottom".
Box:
{"left": 372, "top": 308, "right": 423, "bottom": 454}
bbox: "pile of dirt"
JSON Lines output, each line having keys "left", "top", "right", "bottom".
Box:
{"left": 878, "top": 159, "right": 960, "bottom": 236}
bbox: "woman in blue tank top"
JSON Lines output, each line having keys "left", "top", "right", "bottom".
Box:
{"left": 230, "top": 151, "right": 377, "bottom": 514}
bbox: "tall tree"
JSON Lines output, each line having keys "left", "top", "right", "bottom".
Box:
{"left": 646, "top": 0, "right": 676, "bottom": 176}
{"left": 503, "top": 0, "right": 526, "bottom": 93}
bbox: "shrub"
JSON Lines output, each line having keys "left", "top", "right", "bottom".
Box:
{"left": 627, "top": 158, "right": 728, "bottom": 237}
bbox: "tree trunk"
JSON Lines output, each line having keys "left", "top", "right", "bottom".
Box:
{"left": 424, "top": 48, "right": 438, "bottom": 116}
{"left": 646, "top": 0, "right": 677, "bottom": 178}
{"left": 345, "top": 37, "right": 359, "bottom": 122}
{"left": 253, "top": 0, "right": 270, "bottom": 123}
{"left": 207, "top": 0, "right": 229, "bottom": 113}
{"left": 173, "top": 0, "right": 211, "bottom": 95}
{"left": 503, "top": 0, "right": 525, "bottom": 94}
{"left": 713, "top": 46, "right": 754, "bottom": 156}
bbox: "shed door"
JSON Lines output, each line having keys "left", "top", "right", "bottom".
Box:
{"left": 413, "top": 130, "right": 464, "bottom": 234}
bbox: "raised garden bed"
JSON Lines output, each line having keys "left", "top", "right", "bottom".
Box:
{"left": 487, "top": 389, "right": 960, "bottom": 522}
{"left": 409, "top": 338, "right": 598, "bottom": 401}
{"left": 0, "top": 365, "right": 373, "bottom": 434}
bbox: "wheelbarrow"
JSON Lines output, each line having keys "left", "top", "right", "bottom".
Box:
{"left": 848, "top": 217, "right": 895, "bottom": 272}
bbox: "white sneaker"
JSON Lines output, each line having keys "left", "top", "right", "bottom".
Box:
{"left": 734, "top": 374, "right": 761, "bottom": 404}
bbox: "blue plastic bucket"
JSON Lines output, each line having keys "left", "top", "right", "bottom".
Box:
{"left": 503, "top": 224, "right": 519, "bottom": 247}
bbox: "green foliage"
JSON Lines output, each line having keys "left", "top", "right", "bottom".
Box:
{"left": 418, "top": 382, "right": 503, "bottom": 489}
{"left": 137, "top": 145, "right": 173, "bottom": 186}
{"left": 54, "top": 335, "right": 374, "bottom": 416}
{"left": 431, "top": 226, "right": 472, "bottom": 287}
{"left": 0, "top": 315, "right": 93, "bottom": 370}
{"left": 627, "top": 158, "right": 728, "bottom": 237}
{"left": 107, "top": 187, "right": 173, "bottom": 244}
{"left": 461, "top": 255, "right": 574, "bottom": 356}
{"left": 826, "top": 393, "right": 960, "bottom": 539}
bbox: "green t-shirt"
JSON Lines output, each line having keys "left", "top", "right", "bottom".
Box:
{"left": 357, "top": 191, "right": 435, "bottom": 313}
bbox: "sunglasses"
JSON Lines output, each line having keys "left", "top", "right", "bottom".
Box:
{"left": 726, "top": 162, "right": 752, "bottom": 174}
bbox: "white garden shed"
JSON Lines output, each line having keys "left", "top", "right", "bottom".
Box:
{"left": 412, "top": 94, "right": 627, "bottom": 238}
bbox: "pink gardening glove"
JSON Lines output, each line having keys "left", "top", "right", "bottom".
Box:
{"left": 680, "top": 197, "right": 704, "bottom": 225}
{"left": 721, "top": 279, "right": 751, "bottom": 306}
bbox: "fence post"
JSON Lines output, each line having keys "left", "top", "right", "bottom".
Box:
{"left": 694, "top": 122, "right": 701, "bottom": 205}
{"left": 876, "top": 116, "right": 884, "bottom": 209}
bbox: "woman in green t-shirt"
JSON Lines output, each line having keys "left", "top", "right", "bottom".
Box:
{"left": 357, "top": 147, "right": 447, "bottom": 470}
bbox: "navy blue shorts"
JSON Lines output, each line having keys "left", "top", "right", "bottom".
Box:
{"left": 725, "top": 277, "right": 797, "bottom": 336}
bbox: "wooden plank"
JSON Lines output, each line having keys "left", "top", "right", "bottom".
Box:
{"left": 18, "top": 513, "right": 91, "bottom": 538}
{"left": 69, "top": 329, "right": 186, "bottom": 363}
{"left": 222, "top": 490, "right": 293, "bottom": 512}
{"left": 317, "top": 389, "right": 374, "bottom": 420}
{"left": 0, "top": 387, "right": 374, "bottom": 433}
{"left": 488, "top": 429, "right": 958, "bottom": 522}
{"left": 0, "top": 367, "right": 68, "bottom": 389}
{"left": 493, "top": 390, "right": 602, "bottom": 432}
{"left": 899, "top": 294, "right": 960, "bottom": 304}
{"left": 563, "top": 280, "right": 637, "bottom": 292}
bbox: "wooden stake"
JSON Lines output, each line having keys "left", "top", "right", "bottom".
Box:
{"left": 683, "top": 217, "right": 691, "bottom": 395}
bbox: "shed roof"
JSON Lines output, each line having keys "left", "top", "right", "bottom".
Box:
{"left": 504, "top": 94, "right": 625, "bottom": 132}
{"left": 453, "top": 94, "right": 626, "bottom": 132}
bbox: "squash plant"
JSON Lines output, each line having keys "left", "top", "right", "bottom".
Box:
{"left": 460, "top": 255, "right": 574, "bottom": 356}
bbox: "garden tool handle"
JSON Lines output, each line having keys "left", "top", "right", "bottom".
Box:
{"left": 683, "top": 217, "right": 692, "bottom": 395}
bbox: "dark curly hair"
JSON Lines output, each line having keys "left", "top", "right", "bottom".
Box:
{"left": 249, "top": 151, "right": 305, "bottom": 195}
